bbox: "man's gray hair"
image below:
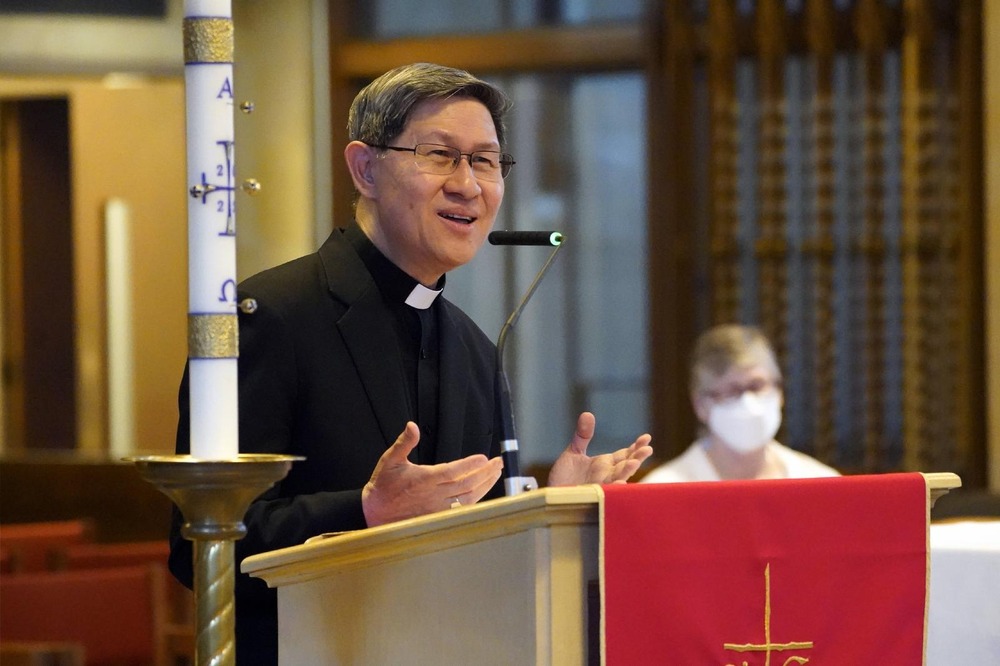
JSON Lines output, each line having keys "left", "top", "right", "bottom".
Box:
{"left": 348, "top": 62, "right": 511, "bottom": 149}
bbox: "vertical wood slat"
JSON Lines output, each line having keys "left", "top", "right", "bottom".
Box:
{"left": 805, "top": 0, "right": 839, "bottom": 463}
{"left": 707, "top": 1, "right": 742, "bottom": 325}
{"left": 328, "top": 2, "right": 358, "bottom": 238}
{"left": 917, "top": 0, "right": 978, "bottom": 478}
{"left": 0, "top": 103, "right": 26, "bottom": 453}
{"left": 4, "top": 100, "right": 78, "bottom": 452}
{"left": 854, "top": 0, "right": 892, "bottom": 470}
{"left": 902, "top": 0, "right": 948, "bottom": 473}
{"left": 649, "top": 0, "right": 701, "bottom": 458}
{"left": 755, "top": 0, "right": 790, "bottom": 359}
{"left": 954, "top": 0, "right": 985, "bottom": 486}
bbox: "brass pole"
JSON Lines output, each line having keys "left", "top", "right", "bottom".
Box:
{"left": 129, "top": 454, "right": 299, "bottom": 666}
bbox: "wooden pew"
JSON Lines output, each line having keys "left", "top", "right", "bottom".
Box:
{"left": 59, "top": 539, "right": 169, "bottom": 570}
{"left": 60, "top": 540, "right": 194, "bottom": 666}
{"left": 0, "top": 520, "right": 94, "bottom": 573}
{"left": 0, "top": 563, "right": 168, "bottom": 666}
{"left": 0, "top": 641, "right": 84, "bottom": 666}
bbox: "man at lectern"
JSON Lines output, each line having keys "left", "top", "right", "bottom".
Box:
{"left": 169, "top": 62, "right": 652, "bottom": 664}
{"left": 641, "top": 324, "right": 838, "bottom": 483}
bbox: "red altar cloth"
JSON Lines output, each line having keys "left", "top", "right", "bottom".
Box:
{"left": 601, "top": 473, "right": 928, "bottom": 665}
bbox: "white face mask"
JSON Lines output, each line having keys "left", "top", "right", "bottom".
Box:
{"left": 707, "top": 392, "right": 782, "bottom": 453}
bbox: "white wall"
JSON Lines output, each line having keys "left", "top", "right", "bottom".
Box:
{"left": 0, "top": 2, "right": 184, "bottom": 75}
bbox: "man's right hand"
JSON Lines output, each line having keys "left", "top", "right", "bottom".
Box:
{"left": 361, "top": 421, "right": 504, "bottom": 527}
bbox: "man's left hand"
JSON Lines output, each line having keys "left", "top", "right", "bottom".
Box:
{"left": 548, "top": 412, "right": 653, "bottom": 486}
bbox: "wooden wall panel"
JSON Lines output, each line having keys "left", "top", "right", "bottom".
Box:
{"left": 659, "top": 0, "right": 983, "bottom": 479}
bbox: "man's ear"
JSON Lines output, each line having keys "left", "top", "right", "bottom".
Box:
{"left": 344, "top": 141, "right": 377, "bottom": 196}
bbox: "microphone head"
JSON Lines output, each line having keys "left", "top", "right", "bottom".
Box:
{"left": 488, "top": 230, "right": 564, "bottom": 246}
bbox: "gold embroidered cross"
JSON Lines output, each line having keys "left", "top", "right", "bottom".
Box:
{"left": 723, "top": 563, "right": 814, "bottom": 666}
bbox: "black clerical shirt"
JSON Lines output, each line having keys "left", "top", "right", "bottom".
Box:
{"left": 345, "top": 222, "right": 441, "bottom": 464}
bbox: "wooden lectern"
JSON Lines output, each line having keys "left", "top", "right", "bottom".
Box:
{"left": 242, "top": 473, "right": 959, "bottom": 665}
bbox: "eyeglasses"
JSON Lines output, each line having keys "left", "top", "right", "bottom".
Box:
{"left": 371, "top": 143, "right": 516, "bottom": 181}
{"left": 702, "top": 378, "right": 781, "bottom": 405}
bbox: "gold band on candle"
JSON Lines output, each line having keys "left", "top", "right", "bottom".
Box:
{"left": 189, "top": 314, "right": 238, "bottom": 358}
{"left": 184, "top": 17, "right": 234, "bottom": 64}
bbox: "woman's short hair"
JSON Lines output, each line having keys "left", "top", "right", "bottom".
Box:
{"left": 689, "top": 324, "right": 782, "bottom": 395}
{"left": 348, "top": 62, "right": 512, "bottom": 150}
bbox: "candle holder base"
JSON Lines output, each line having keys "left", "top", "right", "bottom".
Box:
{"left": 128, "top": 454, "right": 301, "bottom": 666}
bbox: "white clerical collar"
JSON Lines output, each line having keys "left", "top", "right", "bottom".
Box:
{"left": 405, "top": 282, "right": 442, "bottom": 310}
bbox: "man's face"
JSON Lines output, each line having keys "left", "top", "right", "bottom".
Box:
{"left": 368, "top": 96, "right": 505, "bottom": 285}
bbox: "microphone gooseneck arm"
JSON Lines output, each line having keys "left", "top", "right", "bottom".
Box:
{"left": 493, "top": 232, "right": 564, "bottom": 496}
{"left": 496, "top": 241, "right": 564, "bottom": 368}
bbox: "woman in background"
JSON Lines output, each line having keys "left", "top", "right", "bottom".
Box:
{"left": 641, "top": 324, "right": 839, "bottom": 483}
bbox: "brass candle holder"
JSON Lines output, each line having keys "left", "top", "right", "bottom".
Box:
{"left": 129, "top": 454, "right": 300, "bottom": 666}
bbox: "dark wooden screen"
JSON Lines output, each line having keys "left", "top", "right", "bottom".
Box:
{"left": 652, "top": 0, "right": 984, "bottom": 482}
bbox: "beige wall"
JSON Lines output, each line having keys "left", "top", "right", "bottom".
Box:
{"left": 232, "top": 0, "right": 327, "bottom": 279}
{"left": 72, "top": 80, "right": 189, "bottom": 455}
{"left": 0, "top": 77, "right": 188, "bottom": 456}
{"left": 0, "top": 1, "right": 325, "bottom": 456}
{"left": 0, "top": 4, "right": 182, "bottom": 75}
{"left": 0, "top": 0, "right": 325, "bottom": 275}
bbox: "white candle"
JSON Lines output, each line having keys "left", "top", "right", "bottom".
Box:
{"left": 105, "top": 198, "right": 135, "bottom": 458}
{"left": 184, "top": 0, "right": 239, "bottom": 459}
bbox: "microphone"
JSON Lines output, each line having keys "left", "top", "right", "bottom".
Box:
{"left": 492, "top": 231, "right": 565, "bottom": 496}
{"left": 488, "top": 230, "right": 563, "bottom": 247}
